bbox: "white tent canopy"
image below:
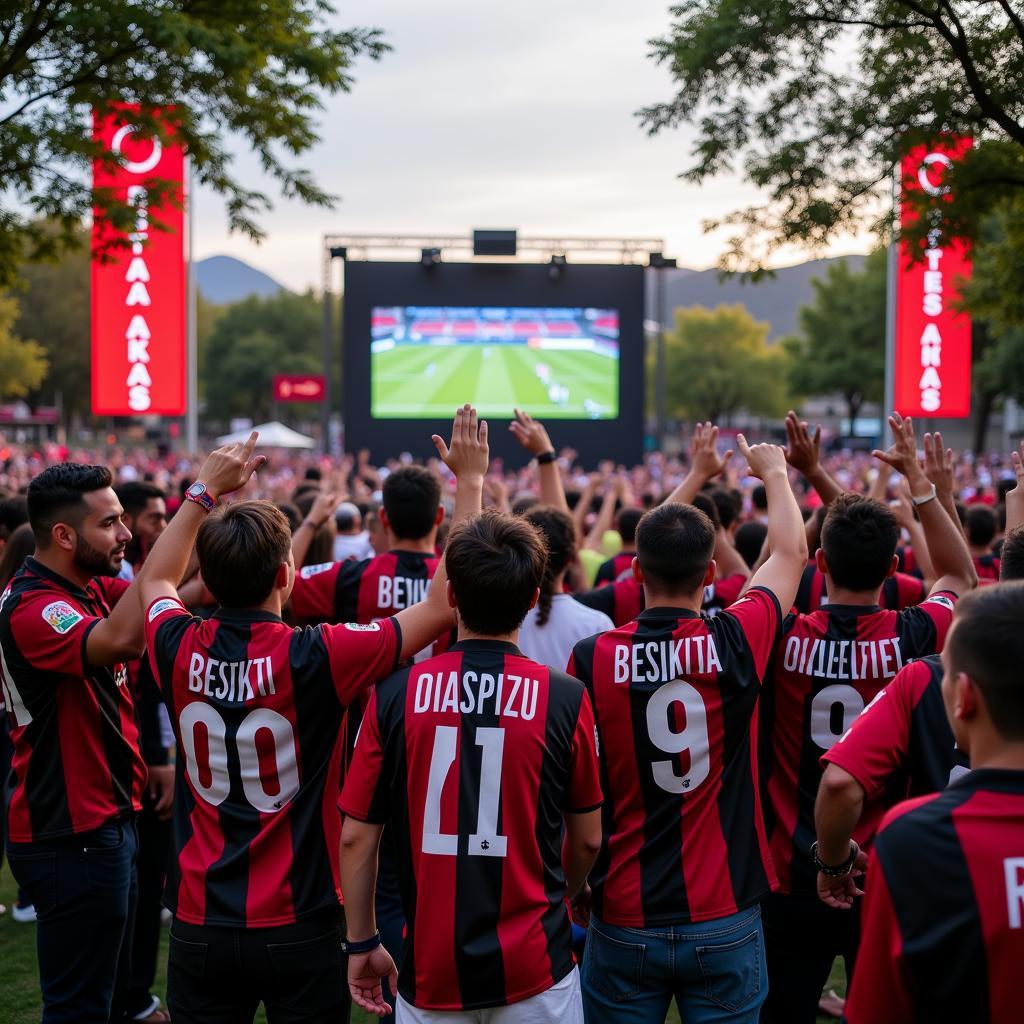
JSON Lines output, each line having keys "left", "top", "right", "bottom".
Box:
{"left": 215, "top": 421, "right": 316, "bottom": 449}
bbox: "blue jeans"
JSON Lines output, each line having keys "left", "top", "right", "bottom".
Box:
{"left": 6, "top": 819, "right": 139, "bottom": 1024}
{"left": 581, "top": 906, "right": 766, "bottom": 1024}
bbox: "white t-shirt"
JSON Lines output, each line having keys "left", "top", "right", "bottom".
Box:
{"left": 333, "top": 531, "right": 374, "bottom": 562}
{"left": 518, "top": 594, "right": 614, "bottom": 673}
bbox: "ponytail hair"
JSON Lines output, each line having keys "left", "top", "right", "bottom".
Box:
{"left": 522, "top": 506, "right": 576, "bottom": 628}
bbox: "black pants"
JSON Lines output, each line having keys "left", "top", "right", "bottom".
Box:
{"left": 761, "top": 891, "right": 861, "bottom": 1024}
{"left": 6, "top": 819, "right": 139, "bottom": 1024}
{"left": 168, "top": 910, "right": 351, "bottom": 1024}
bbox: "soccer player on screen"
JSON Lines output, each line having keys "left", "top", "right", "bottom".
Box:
{"left": 758, "top": 414, "right": 977, "bottom": 1024}
{"left": 339, "top": 510, "right": 603, "bottom": 1023}
{"left": 845, "top": 584, "right": 1024, "bottom": 1024}
{"left": 137, "top": 408, "right": 486, "bottom": 1024}
{"left": 567, "top": 435, "right": 806, "bottom": 1022}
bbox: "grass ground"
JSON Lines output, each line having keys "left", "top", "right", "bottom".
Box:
{"left": 371, "top": 344, "right": 618, "bottom": 419}
{"left": 0, "top": 869, "right": 845, "bottom": 1023}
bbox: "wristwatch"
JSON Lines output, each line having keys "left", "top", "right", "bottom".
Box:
{"left": 911, "top": 483, "right": 938, "bottom": 508}
{"left": 184, "top": 481, "right": 217, "bottom": 513}
{"left": 536, "top": 450, "right": 557, "bottom": 465}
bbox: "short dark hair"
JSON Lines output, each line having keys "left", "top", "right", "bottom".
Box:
{"left": 636, "top": 502, "right": 716, "bottom": 594}
{"left": 113, "top": 481, "right": 165, "bottom": 519}
{"left": 304, "top": 467, "right": 322, "bottom": 482}
{"left": 445, "top": 510, "right": 547, "bottom": 636}
{"left": 752, "top": 484, "right": 768, "bottom": 512}
{"left": 948, "top": 583, "right": 1024, "bottom": 740}
{"left": 821, "top": 493, "right": 900, "bottom": 591}
{"left": 197, "top": 500, "right": 292, "bottom": 608}
{"left": 1000, "top": 527, "right": 1024, "bottom": 582}
{"left": 617, "top": 507, "right": 643, "bottom": 545}
{"left": 0, "top": 495, "right": 29, "bottom": 539}
{"left": 523, "top": 506, "right": 576, "bottom": 627}
{"left": 965, "top": 505, "right": 997, "bottom": 548}
{"left": 382, "top": 466, "right": 442, "bottom": 540}
{"left": 0, "top": 523, "right": 35, "bottom": 590}
{"left": 710, "top": 488, "right": 740, "bottom": 531}
{"left": 691, "top": 493, "right": 720, "bottom": 528}
{"left": 735, "top": 520, "right": 768, "bottom": 569}
{"left": 27, "top": 463, "right": 113, "bottom": 546}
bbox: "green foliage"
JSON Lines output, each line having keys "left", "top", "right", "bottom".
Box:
{"left": 203, "top": 289, "right": 321, "bottom": 422}
{"left": 0, "top": 1, "right": 388, "bottom": 286}
{"left": 642, "top": 2, "right": 1024, "bottom": 274}
{"left": 0, "top": 292, "right": 48, "bottom": 399}
{"left": 664, "top": 304, "right": 788, "bottom": 422}
{"left": 784, "top": 251, "right": 887, "bottom": 422}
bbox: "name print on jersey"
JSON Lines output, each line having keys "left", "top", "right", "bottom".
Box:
{"left": 187, "top": 652, "right": 277, "bottom": 702}
{"left": 782, "top": 636, "right": 905, "bottom": 681}
{"left": 613, "top": 635, "right": 723, "bottom": 684}
{"left": 413, "top": 669, "right": 539, "bottom": 720}
{"left": 378, "top": 575, "right": 430, "bottom": 610}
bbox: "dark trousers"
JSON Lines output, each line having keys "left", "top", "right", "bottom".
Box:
{"left": 6, "top": 819, "right": 139, "bottom": 1024}
{"left": 168, "top": 910, "right": 351, "bottom": 1024}
{"left": 118, "top": 800, "right": 171, "bottom": 1019}
{"left": 761, "top": 891, "right": 861, "bottom": 1024}
{"left": 375, "top": 828, "right": 405, "bottom": 1024}
{"left": 0, "top": 716, "right": 30, "bottom": 907}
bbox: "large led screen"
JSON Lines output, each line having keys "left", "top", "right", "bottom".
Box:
{"left": 371, "top": 305, "right": 619, "bottom": 419}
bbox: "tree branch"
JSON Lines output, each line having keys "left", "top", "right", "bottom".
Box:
{"left": 996, "top": 0, "right": 1024, "bottom": 43}
{"left": 0, "top": 1, "right": 60, "bottom": 83}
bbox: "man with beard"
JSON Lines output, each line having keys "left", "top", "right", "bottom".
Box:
{"left": 0, "top": 463, "right": 151, "bottom": 1023}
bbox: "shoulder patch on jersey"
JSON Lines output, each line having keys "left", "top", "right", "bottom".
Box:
{"left": 148, "top": 598, "right": 183, "bottom": 622}
{"left": 41, "top": 600, "right": 83, "bottom": 634}
{"left": 344, "top": 621, "right": 381, "bottom": 632}
{"left": 926, "top": 595, "right": 955, "bottom": 611}
{"left": 300, "top": 562, "right": 335, "bottom": 580}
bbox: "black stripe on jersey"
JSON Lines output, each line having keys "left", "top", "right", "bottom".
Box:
{"left": 535, "top": 668, "right": 580, "bottom": 988}
{"left": 630, "top": 620, "right": 689, "bottom": 921}
{"left": 452, "top": 648, "right": 507, "bottom": 1008}
{"left": 711, "top": 614, "right": 770, "bottom": 903}
{"left": 790, "top": 609, "right": 861, "bottom": 893}
{"left": 202, "top": 617, "right": 262, "bottom": 922}
{"left": 334, "top": 559, "right": 366, "bottom": 623}
{"left": 876, "top": 784, "right": 989, "bottom": 1022}
{"left": 795, "top": 564, "right": 817, "bottom": 614}
{"left": 287, "top": 626, "right": 345, "bottom": 917}
{"left": 166, "top": 764, "right": 196, "bottom": 916}
{"left": 905, "top": 656, "right": 966, "bottom": 794}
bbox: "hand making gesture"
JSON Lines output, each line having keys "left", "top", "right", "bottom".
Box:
{"left": 195, "top": 432, "right": 265, "bottom": 499}
{"left": 432, "top": 404, "right": 489, "bottom": 485}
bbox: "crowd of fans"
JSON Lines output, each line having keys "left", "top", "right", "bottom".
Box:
{"left": 0, "top": 406, "right": 1022, "bottom": 1024}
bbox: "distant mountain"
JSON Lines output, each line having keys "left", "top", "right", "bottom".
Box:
{"left": 649, "top": 255, "right": 868, "bottom": 340}
{"left": 196, "top": 255, "right": 288, "bottom": 304}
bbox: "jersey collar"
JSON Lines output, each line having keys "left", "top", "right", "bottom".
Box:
{"left": 819, "top": 602, "right": 881, "bottom": 614}
{"left": 449, "top": 639, "right": 523, "bottom": 657}
{"left": 638, "top": 606, "right": 701, "bottom": 621}
{"left": 23, "top": 556, "right": 94, "bottom": 602}
{"left": 212, "top": 607, "right": 285, "bottom": 625}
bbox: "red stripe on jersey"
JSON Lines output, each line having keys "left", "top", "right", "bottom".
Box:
{"left": 54, "top": 667, "right": 110, "bottom": 832}
{"left": 358, "top": 553, "right": 398, "bottom": 623}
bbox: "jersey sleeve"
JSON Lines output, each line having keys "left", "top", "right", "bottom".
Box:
{"left": 143, "top": 597, "right": 197, "bottom": 698}
{"left": 721, "top": 586, "right": 783, "bottom": 680}
{"left": 289, "top": 562, "right": 343, "bottom": 622}
{"left": 820, "top": 661, "right": 928, "bottom": 795}
{"left": 320, "top": 616, "right": 402, "bottom": 706}
{"left": 566, "top": 687, "right": 603, "bottom": 813}
{"left": 844, "top": 847, "right": 916, "bottom": 1024}
{"left": 882, "top": 573, "right": 927, "bottom": 610}
{"left": 11, "top": 591, "right": 105, "bottom": 677}
{"left": 338, "top": 686, "right": 390, "bottom": 823}
{"left": 897, "top": 591, "right": 957, "bottom": 656}
{"left": 93, "top": 576, "right": 132, "bottom": 608}
{"left": 714, "top": 572, "right": 748, "bottom": 608}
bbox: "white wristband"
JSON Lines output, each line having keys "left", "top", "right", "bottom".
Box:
{"left": 911, "top": 484, "right": 938, "bottom": 507}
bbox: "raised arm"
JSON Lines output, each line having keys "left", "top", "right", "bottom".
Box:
{"left": 741, "top": 435, "right": 808, "bottom": 612}
{"left": 784, "top": 410, "right": 844, "bottom": 506}
{"left": 874, "top": 415, "right": 976, "bottom": 597}
{"left": 290, "top": 490, "right": 339, "bottom": 568}
{"left": 662, "top": 422, "right": 733, "bottom": 507}
{"left": 1007, "top": 442, "right": 1024, "bottom": 534}
{"left": 509, "top": 408, "right": 569, "bottom": 515}
{"left": 391, "top": 405, "right": 487, "bottom": 659}
{"left": 921, "top": 431, "right": 961, "bottom": 532}
{"left": 583, "top": 476, "right": 623, "bottom": 553}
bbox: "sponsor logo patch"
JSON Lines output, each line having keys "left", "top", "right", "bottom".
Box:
{"left": 41, "top": 601, "right": 83, "bottom": 635}
{"left": 300, "top": 563, "right": 334, "bottom": 580}
{"left": 928, "top": 595, "right": 956, "bottom": 612}
{"left": 148, "top": 598, "right": 183, "bottom": 622}
{"left": 344, "top": 622, "right": 381, "bottom": 632}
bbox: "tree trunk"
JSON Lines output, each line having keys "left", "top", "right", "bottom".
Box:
{"left": 972, "top": 389, "right": 997, "bottom": 453}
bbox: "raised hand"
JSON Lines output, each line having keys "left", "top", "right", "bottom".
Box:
{"left": 690, "top": 422, "right": 733, "bottom": 482}
{"left": 872, "top": 413, "right": 923, "bottom": 481}
{"left": 784, "top": 410, "right": 822, "bottom": 477}
{"left": 306, "top": 491, "right": 339, "bottom": 529}
{"left": 432, "top": 404, "right": 489, "bottom": 482}
{"left": 922, "top": 431, "right": 956, "bottom": 500}
{"left": 196, "top": 432, "right": 264, "bottom": 499}
{"left": 509, "top": 407, "right": 554, "bottom": 456}
{"left": 1005, "top": 442, "right": 1024, "bottom": 535}
{"left": 736, "top": 433, "right": 787, "bottom": 481}
{"left": 348, "top": 947, "right": 398, "bottom": 1017}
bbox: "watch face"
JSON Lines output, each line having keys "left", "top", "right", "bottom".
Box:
{"left": 187, "top": 483, "right": 206, "bottom": 498}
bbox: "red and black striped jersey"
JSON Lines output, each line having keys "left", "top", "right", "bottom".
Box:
{"left": 847, "top": 770, "right": 1024, "bottom": 1024}
{"left": 567, "top": 587, "right": 782, "bottom": 926}
{"left": 0, "top": 558, "right": 145, "bottom": 841}
{"left": 145, "top": 597, "right": 401, "bottom": 927}
{"left": 822, "top": 654, "right": 969, "bottom": 843}
{"left": 290, "top": 549, "right": 439, "bottom": 625}
{"left": 793, "top": 563, "right": 927, "bottom": 615}
{"left": 595, "top": 552, "right": 635, "bottom": 586}
{"left": 974, "top": 553, "right": 1001, "bottom": 582}
{"left": 574, "top": 573, "right": 748, "bottom": 628}
{"left": 339, "top": 640, "right": 601, "bottom": 1012}
{"left": 759, "top": 593, "right": 957, "bottom": 894}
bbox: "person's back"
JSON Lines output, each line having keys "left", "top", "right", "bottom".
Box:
{"left": 340, "top": 510, "right": 602, "bottom": 1022}
{"left": 847, "top": 584, "right": 1024, "bottom": 1024}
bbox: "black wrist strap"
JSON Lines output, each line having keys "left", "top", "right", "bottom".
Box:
{"left": 343, "top": 931, "right": 381, "bottom": 955}
{"left": 811, "top": 840, "right": 859, "bottom": 877}
{"left": 536, "top": 450, "right": 557, "bottom": 465}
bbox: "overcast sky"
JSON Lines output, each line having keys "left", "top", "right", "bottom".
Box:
{"left": 192, "top": 0, "right": 868, "bottom": 291}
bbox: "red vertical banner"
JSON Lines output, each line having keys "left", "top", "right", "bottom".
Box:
{"left": 894, "top": 138, "right": 972, "bottom": 418}
{"left": 92, "top": 107, "right": 186, "bottom": 416}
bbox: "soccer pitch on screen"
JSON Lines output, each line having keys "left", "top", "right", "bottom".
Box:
{"left": 370, "top": 306, "right": 620, "bottom": 419}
